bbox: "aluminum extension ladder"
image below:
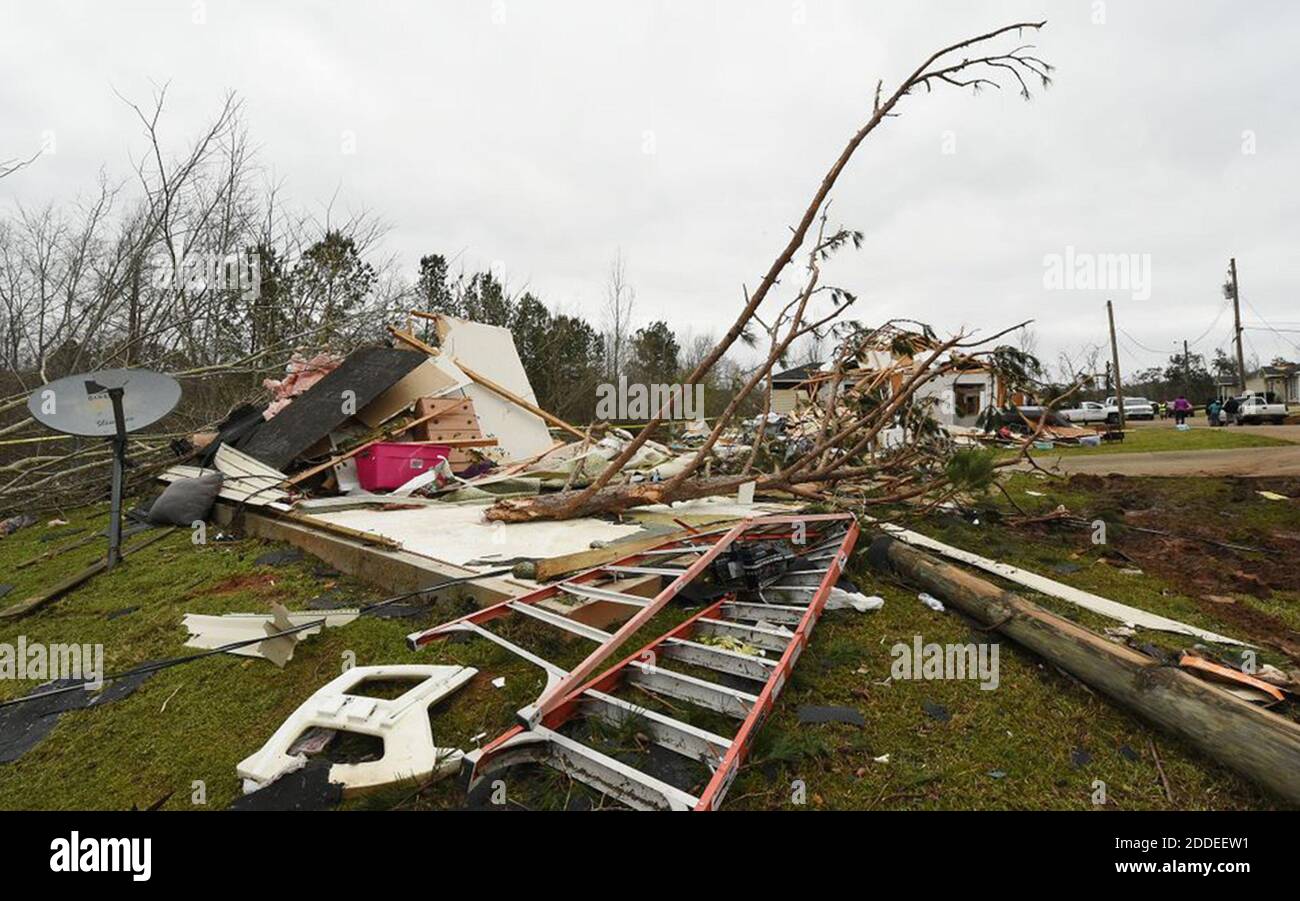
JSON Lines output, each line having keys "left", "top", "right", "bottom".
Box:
{"left": 407, "top": 513, "right": 860, "bottom": 810}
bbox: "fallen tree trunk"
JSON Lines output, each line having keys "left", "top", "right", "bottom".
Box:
{"left": 866, "top": 534, "right": 1300, "bottom": 805}
{"left": 487, "top": 474, "right": 774, "bottom": 522}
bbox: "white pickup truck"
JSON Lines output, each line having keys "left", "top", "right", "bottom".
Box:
{"left": 1103, "top": 396, "right": 1157, "bottom": 422}
{"left": 1235, "top": 394, "right": 1288, "bottom": 425}
{"left": 1060, "top": 401, "right": 1108, "bottom": 424}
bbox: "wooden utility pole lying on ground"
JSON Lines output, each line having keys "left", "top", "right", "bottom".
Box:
{"left": 867, "top": 535, "right": 1300, "bottom": 805}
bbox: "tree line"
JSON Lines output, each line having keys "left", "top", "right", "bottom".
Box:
{"left": 0, "top": 91, "right": 754, "bottom": 435}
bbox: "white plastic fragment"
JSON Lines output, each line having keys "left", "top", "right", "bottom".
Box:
{"left": 736, "top": 481, "right": 756, "bottom": 505}
{"left": 237, "top": 664, "right": 476, "bottom": 795}
{"left": 182, "top": 604, "right": 359, "bottom": 667}
{"left": 491, "top": 676, "right": 506, "bottom": 689}
{"left": 918, "top": 592, "right": 945, "bottom": 613}
{"left": 825, "top": 587, "right": 885, "bottom": 613}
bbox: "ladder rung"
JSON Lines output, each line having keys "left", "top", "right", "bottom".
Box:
{"left": 695, "top": 617, "right": 793, "bottom": 653}
{"left": 625, "top": 665, "right": 757, "bottom": 718}
{"left": 602, "top": 565, "right": 690, "bottom": 577}
{"left": 800, "top": 550, "right": 840, "bottom": 562}
{"left": 458, "top": 622, "right": 567, "bottom": 678}
{"left": 661, "top": 638, "right": 775, "bottom": 682}
{"left": 581, "top": 690, "right": 731, "bottom": 766}
{"left": 720, "top": 601, "right": 809, "bottom": 625}
{"left": 535, "top": 725, "right": 700, "bottom": 811}
{"left": 557, "top": 583, "right": 650, "bottom": 606}
{"left": 638, "top": 545, "right": 712, "bottom": 556}
{"left": 507, "top": 601, "right": 611, "bottom": 643}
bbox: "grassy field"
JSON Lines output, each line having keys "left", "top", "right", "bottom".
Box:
{"left": 0, "top": 475, "right": 1295, "bottom": 811}
{"left": 1022, "top": 425, "right": 1292, "bottom": 457}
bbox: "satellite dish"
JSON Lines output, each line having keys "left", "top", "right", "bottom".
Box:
{"left": 26, "top": 368, "right": 182, "bottom": 569}
{"left": 27, "top": 368, "right": 181, "bottom": 437}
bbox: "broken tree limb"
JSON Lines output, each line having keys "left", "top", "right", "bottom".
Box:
{"left": 546, "top": 22, "right": 1051, "bottom": 520}
{"left": 866, "top": 535, "right": 1300, "bottom": 805}
{"left": 489, "top": 474, "right": 775, "bottom": 522}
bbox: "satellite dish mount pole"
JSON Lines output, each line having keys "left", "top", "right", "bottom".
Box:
{"left": 106, "top": 386, "right": 127, "bottom": 570}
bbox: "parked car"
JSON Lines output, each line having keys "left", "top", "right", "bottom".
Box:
{"left": 1059, "top": 401, "right": 1107, "bottom": 424}
{"left": 1103, "top": 396, "right": 1157, "bottom": 422}
{"left": 978, "top": 405, "right": 1070, "bottom": 434}
{"left": 1236, "top": 393, "right": 1287, "bottom": 425}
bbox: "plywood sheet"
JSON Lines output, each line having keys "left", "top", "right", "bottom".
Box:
{"left": 435, "top": 316, "right": 553, "bottom": 461}
{"left": 307, "top": 504, "right": 642, "bottom": 568}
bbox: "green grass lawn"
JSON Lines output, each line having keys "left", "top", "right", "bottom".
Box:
{"left": 0, "top": 478, "right": 1293, "bottom": 811}
{"left": 1020, "top": 425, "right": 1292, "bottom": 457}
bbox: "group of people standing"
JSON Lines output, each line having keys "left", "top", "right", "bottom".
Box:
{"left": 1159, "top": 395, "right": 1241, "bottom": 426}
{"left": 1205, "top": 395, "right": 1242, "bottom": 427}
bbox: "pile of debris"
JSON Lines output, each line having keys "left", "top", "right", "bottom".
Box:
{"left": 10, "top": 21, "right": 1300, "bottom": 813}
{"left": 155, "top": 311, "right": 768, "bottom": 524}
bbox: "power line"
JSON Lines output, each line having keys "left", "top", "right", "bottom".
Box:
{"left": 1117, "top": 326, "right": 1173, "bottom": 356}
{"left": 1242, "top": 329, "right": 1263, "bottom": 365}
{"left": 1187, "top": 301, "right": 1232, "bottom": 348}
{"left": 1240, "top": 296, "right": 1300, "bottom": 354}
{"left": 1116, "top": 330, "right": 1165, "bottom": 371}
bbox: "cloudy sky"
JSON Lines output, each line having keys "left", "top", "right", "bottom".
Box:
{"left": 3, "top": 0, "right": 1298, "bottom": 377}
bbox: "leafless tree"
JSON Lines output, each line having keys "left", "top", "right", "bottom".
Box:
{"left": 602, "top": 249, "right": 636, "bottom": 385}
{"left": 0, "top": 90, "right": 406, "bottom": 515}
{"left": 487, "top": 21, "right": 1054, "bottom": 522}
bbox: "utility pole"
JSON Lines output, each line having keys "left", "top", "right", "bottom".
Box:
{"left": 1107, "top": 300, "right": 1125, "bottom": 428}
{"left": 1230, "top": 258, "right": 1247, "bottom": 393}
{"left": 1184, "top": 338, "right": 1191, "bottom": 394}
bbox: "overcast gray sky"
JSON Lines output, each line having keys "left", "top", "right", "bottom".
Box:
{"left": 3, "top": 0, "right": 1298, "bottom": 377}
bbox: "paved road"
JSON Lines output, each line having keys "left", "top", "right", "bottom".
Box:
{"left": 1041, "top": 445, "right": 1300, "bottom": 477}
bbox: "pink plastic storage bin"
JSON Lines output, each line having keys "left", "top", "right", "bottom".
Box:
{"left": 354, "top": 442, "right": 451, "bottom": 491}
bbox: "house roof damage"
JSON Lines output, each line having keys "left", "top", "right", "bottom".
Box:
{"left": 157, "top": 311, "right": 805, "bottom": 590}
